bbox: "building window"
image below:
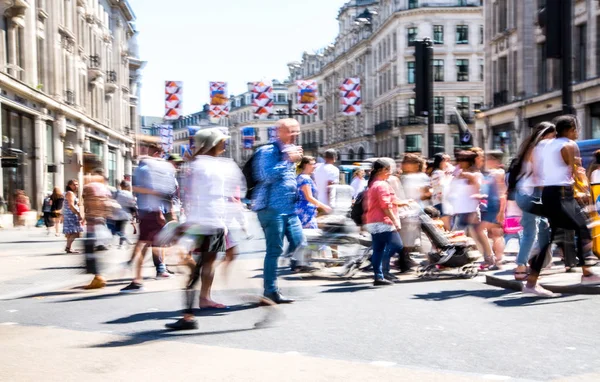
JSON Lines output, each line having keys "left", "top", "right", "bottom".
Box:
{"left": 434, "top": 97, "right": 444, "bottom": 124}
{"left": 433, "top": 25, "right": 444, "bottom": 44}
{"left": 392, "top": 64, "right": 398, "bottom": 87}
{"left": 456, "top": 96, "right": 470, "bottom": 118}
{"left": 90, "top": 139, "right": 103, "bottom": 161}
{"left": 318, "top": 106, "right": 323, "bottom": 121}
{"left": 319, "top": 130, "right": 324, "bottom": 145}
{"left": 405, "top": 134, "right": 422, "bottom": 153}
{"left": 108, "top": 150, "right": 116, "bottom": 187}
{"left": 456, "top": 59, "right": 469, "bottom": 81}
{"left": 408, "top": 98, "right": 416, "bottom": 117}
{"left": 407, "top": 61, "right": 415, "bottom": 84}
{"left": 392, "top": 31, "right": 397, "bottom": 52}
{"left": 433, "top": 134, "right": 445, "bottom": 155}
{"left": 456, "top": 25, "right": 469, "bottom": 44}
{"left": 538, "top": 43, "right": 547, "bottom": 93}
{"left": 407, "top": 27, "right": 418, "bottom": 47}
{"left": 433, "top": 59, "right": 444, "bottom": 81}
{"left": 408, "top": 0, "right": 418, "bottom": 9}
{"left": 575, "top": 23, "right": 587, "bottom": 82}
{"left": 479, "top": 58, "right": 484, "bottom": 82}
{"left": 479, "top": 25, "right": 484, "bottom": 44}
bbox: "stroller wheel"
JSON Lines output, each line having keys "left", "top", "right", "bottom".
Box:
{"left": 460, "top": 265, "right": 479, "bottom": 279}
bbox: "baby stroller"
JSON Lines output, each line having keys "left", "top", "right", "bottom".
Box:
{"left": 290, "top": 185, "right": 370, "bottom": 274}
{"left": 413, "top": 204, "right": 480, "bottom": 279}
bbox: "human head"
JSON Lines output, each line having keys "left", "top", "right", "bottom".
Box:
{"left": 432, "top": 153, "right": 448, "bottom": 171}
{"left": 324, "top": 149, "right": 337, "bottom": 164}
{"left": 276, "top": 118, "right": 300, "bottom": 145}
{"left": 147, "top": 143, "right": 163, "bottom": 157}
{"left": 91, "top": 168, "right": 107, "bottom": 184}
{"left": 51, "top": 187, "right": 62, "bottom": 198}
{"left": 194, "top": 128, "right": 229, "bottom": 157}
{"left": 380, "top": 157, "right": 397, "bottom": 174}
{"left": 470, "top": 147, "right": 484, "bottom": 169}
{"left": 456, "top": 150, "right": 477, "bottom": 170}
{"left": 368, "top": 158, "right": 392, "bottom": 187}
{"left": 553, "top": 115, "right": 579, "bottom": 140}
{"left": 66, "top": 179, "right": 79, "bottom": 193}
{"left": 120, "top": 180, "right": 131, "bottom": 191}
{"left": 401, "top": 153, "right": 421, "bottom": 174}
{"left": 167, "top": 153, "right": 184, "bottom": 167}
{"left": 298, "top": 156, "right": 316, "bottom": 174}
{"left": 535, "top": 121, "right": 557, "bottom": 141}
{"left": 485, "top": 150, "right": 504, "bottom": 169}
{"left": 353, "top": 168, "right": 365, "bottom": 179}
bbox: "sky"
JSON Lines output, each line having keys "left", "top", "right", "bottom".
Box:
{"left": 128, "top": 0, "right": 346, "bottom": 117}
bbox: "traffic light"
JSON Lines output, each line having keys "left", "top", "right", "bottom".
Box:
{"left": 414, "top": 39, "right": 432, "bottom": 115}
{"left": 538, "top": 0, "right": 564, "bottom": 58}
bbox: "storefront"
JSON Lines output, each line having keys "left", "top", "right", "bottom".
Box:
{"left": 1, "top": 105, "right": 36, "bottom": 213}
{"left": 492, "top": 122, "right": 517, "bottom": 161}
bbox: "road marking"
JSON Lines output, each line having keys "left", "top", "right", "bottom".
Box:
{"left": 283, "top": 351, "right": 301, "bottom": 356}
{"left": 370, "top": 361, "right": 396, "bottom": 367}
{"left": 566, "top": 347, "right": 576, "bottom": 350}
{"left": 0, "top": 322, "right": 18, "bottom": 326}
{"left": 7, "top": 310, "right": 18, "bottom": 313}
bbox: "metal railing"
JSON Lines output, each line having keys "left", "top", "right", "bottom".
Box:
{"left": 107, "top": 70, "right": 117, "bottom": 83}
{"left": 395, "top": 116, "right": 422, "bottom": 126}
{"left": 88, "top": 55, "right": 101, "bottom": 69}
{"left": 493, "top": 90, "right": 509, "bottom": 107}
{"left": 64, "top": 90, "right": 75, "bottom": 105}
{"left": 447, "top": 113, "right": 473, "bottom": 125}
{"left": 374, "top": 120, "right": 393, "bottom": 133}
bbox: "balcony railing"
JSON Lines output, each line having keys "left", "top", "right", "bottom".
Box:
{"left": 375, "top": 120, "right": 393, "bottom": 133}
{"left": 64, "top": 90, "right": 75, "bottom": 105}
{"left": 493, "top": 90, "right": 509, "bottom": 107}
{"left": 396, "top": 116, "right": 422, "bottom": 127}
{"left": 88, "top": 55, "right": 101, "bottom": 69}
{"left": 447, "top": 114, "right": 473, "bottom": 125}
{"left": 107, "top": 70, "right": 117, "bottom": 83}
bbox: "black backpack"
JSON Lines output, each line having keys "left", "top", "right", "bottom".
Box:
{"left": 242, "top": 143, "right": 275, "bottom": 201}
{"left": 350, "top": 189, "right": 367, "bottom": 226}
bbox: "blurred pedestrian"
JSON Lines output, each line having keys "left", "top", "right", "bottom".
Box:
{"left": 14, "top": 190, "right": 30, "bottom": 227}
{"left": 42, "top": 193, "right": 53, "bottom": 234}
{"left": 296, "top": 156, "right": 332, "bottom": 229}
{"left": 50, "top": 187, "right": 64, "bottom": 236}
{"left": 430, "top": 153, "right": 451, "bottom": 230}
{"left": 63, "top": 180, "right": 83, "bottom": 253}
{"left": 314, "top": 149, "right": 339, "bottom": 207}
{"left": 350, "top": 168, "right": 368, "bottom": 200}
{"left": 112, "top": 180, "right": 136, "bottom": 248}
{"left": 252, "top": 118, "right": 304, "bottom": 304}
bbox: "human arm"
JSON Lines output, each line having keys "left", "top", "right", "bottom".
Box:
{"left": 300, "top": 184, "right": 332, "bottom": 213}
{"left": 255, "top": 145, "right": 294, "bottom": 185}
{"left": 374, "top": 183, "right": 402, "bottom": 230}
{"left": 494, "top": 170, "right": 507, "bottom": 224}
{"left": 65, "top": 191, "right": 82, "bottom": 220}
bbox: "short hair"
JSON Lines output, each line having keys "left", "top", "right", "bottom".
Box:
{"left": 423, "top": 206, "right": 441, "bottom": 219}
{"left": 324, "top": 149, "right": 337, "bottom": 160}
{"left": 276, "top": 118, "right": 300, "bottom": 130}
{"left": 298, "top": 156, "right": 316, "bottom": 171}
{"left": 470, "top": 147, "right": 484, "bottom": 156}
{"left": 402, "top": 153, "right": 421, "bottom": 165}
{"left": 147, "top": 142, "right": 162, "bottom": 152}
{"left": 120, "top": 180, "right": 131, "bottom": 190}
{"left": 553, "top": 115, "right": 577, "bottom": 137}
{"left": 456, "top": 150, "right": 477, "bottom": 164}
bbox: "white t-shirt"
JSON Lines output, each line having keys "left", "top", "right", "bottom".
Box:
{"left": 314, "top": 163, "right": 339, "bottom": 205}
{"left": 401, "top": 173, "right": 430, "bottom": 206}
{"left": 350, "top": 177, "right": 367, "bottom": 198}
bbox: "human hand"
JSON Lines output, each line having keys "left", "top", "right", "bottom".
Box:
{"left": 322, "top": 205, "right": 333, "bottom": 214}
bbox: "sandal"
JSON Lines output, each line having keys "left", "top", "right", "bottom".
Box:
{"left": 65, "top": 248, "right": 80, "bottom": 254}
{"left": 514, "top": 270, "right": 528, "bottom": 281}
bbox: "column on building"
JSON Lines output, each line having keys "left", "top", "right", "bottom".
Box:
{"left": 117, "top": 143, "right": 125, "bottom": 184}
{"left": 53, "top": 115, "right": 66, "bottom": 192}
{"left": 124, "top": 147, "right": 133, "bottom": 178}
{"left": 23, "top": 1, "right": 38, "bottom": 86}
{"left": 76, "top": 123, "right": 85, "bottom": 192}
{"left": 103, "top": 140, "right": 109, "bottom": 176}
{"left": 33, "top": 116, "right": 45, "bottom": 212}
{"left": 577, "top": 106, "right": 587, "bottom": 140}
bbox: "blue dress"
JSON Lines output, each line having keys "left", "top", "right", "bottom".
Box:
{"left": 296, "top": 174, "right": 318, "bottom": 229}
{"left": 63, "top": 193, "right": 83, "bottom": 234}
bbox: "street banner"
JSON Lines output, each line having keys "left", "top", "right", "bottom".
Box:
{"left": 252, "top": 81, "right": 273, "bottom": 119}
{"left": 209, "top": 81, "right": 230, "bottom": 118}
{"left": 296, "top": 80, "right": 318, "bottom": 115}
{"left": 164, "top": 81, "right": 183, "bottom": 120}
{"left": 340, "top": 78, "right": 361, "bottom": 116}
{"left": 158, "top": 125, "right": 173, "bottom": 153}
{"left": 242, "top": 127, "right": 255, "bottom": 149}
{"left": 453, "top": 107, "right": 473, "bottom": 147}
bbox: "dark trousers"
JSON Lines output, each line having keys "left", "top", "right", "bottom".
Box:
{"left": 531, "top": 186, "right": 596, "bottom": 274}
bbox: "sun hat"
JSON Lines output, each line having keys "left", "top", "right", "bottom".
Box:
{"left": 193, "top": 128, "right": 229, "bottom": 155}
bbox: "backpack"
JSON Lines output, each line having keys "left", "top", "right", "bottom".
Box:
{"left": 350, "top": 189, "right": 367, "bottom": 226}
{"left": 242, "top": 143, "right": 276, "bottom": 201}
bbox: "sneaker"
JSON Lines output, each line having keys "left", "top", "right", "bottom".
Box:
{"left": 120, "top": 282, "right": 144, "bottom": 293}
{"left": 156, "top": 272, "right": 172, "bottom": 279}
{"left": 522, "top": 285, "right": 560, "bottom": 298}
{"left": 384, "top": 273, "right": 399, "bottom": 282}
{"left": 166, "top": 268, "right": 175, "bottom": 275}
{"left": 165, "top": 318, "right": 198, "bottom": 331}
{"left": 373, "top": 278, "right": 394, "bottom": 286}
{"left": 581, "top": 274, "right": 600, "bottom": 286}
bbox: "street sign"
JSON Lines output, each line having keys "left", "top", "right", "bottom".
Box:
{"left": 1, "top": 157, "right": 18, "bottom": 168}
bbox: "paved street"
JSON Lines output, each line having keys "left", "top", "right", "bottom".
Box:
{"left": 1, "top": 215, "right": 600, "bottom": 381}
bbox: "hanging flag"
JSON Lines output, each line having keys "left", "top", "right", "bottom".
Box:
{"left": 339, "top": 78, "right": 362, "bottom": 116}
{"left": 296, "top": 80, "right": 318, "bottom": 115}
{"left": 209, "top": 82, "right": 230, "bottom": 118}
{"left": 453, "top": 107, "right": 473, "bottom": 147}
{"left": 164, "top": 81, "right": 183, "bottom": 120}
{"left": 242, "top": 127, "right": 255, "bottom": 149}
{"left": 252, "top": 81, "right": 273, "bottom": 119}
{"left": 158, "top": 125, "right": 173, "bottom": 153}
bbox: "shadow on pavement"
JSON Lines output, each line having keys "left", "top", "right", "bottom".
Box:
{"left": 412, "top": 288, "right": 513, "bottom": 302}
{"left": 89, "top": 327, "right": 261, "bottom": 348}
{"left": 321, "top": 284, "right": 372, "bottom": 294}
{"left": 40, "top": 266, "right": 86, "bottom": 271}
{"left": 105, "top": 304, "right": 261, "bottom": 325}
{"left": 491, "top": 296, "right": 588, "bottom": 307}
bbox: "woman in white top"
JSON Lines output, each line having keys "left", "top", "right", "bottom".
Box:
{"left": 350, "top": 169, "right": 368, "bottom": 199}
{"left": 430, "top": 153, "right": 451, "bottom": 230}
{"left": 509, "top": 122, "right": 556, "bottom": 281}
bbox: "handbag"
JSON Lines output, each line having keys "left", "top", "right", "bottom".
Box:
{"left": 503, "top": 216, "right": 522, "bottom": 235}
{"left": 516, "top": 191, "right": 545, "bottom": 216}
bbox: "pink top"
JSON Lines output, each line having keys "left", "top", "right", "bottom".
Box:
{"left": 365, "top": 180, "right": 398, "bottom": 226}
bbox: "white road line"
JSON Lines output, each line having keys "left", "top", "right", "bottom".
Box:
{"left": 482, "top": 375, "right": 511, "bottom": 380}
{"left": 283, "top": 351, "right": 301, "bottom": 356}
{"left": 7, "top": 310, "right": 18, "bottom": 313}
{"left": 566, "top": 347, "right": 576, "bottom": 350}
{"left": 0, "top": 322, "right": 18, "bottom": 325}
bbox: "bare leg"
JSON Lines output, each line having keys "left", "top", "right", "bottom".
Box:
{"left": 199, "top": 253, "right": 219, "bottom": 307}
{"left": 133, "top": 242, "right": 150, "bottom": 283}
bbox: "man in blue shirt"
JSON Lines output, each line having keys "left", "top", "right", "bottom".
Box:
{"left": 253, "top": 118, "right": 303, "bottom": 304}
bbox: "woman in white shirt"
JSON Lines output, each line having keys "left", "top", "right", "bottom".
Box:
{"left": 350, "top": 169, "right": 368, "bottom": 199}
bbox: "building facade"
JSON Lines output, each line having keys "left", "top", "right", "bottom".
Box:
{"left": 0, "top": 0, "right": 143, "bottom": 216}
{"left": 477, "top": 0, "right": 600, "bottom": 158}
{"left": 288, "top": 0, "right": 484, "bottom": 162}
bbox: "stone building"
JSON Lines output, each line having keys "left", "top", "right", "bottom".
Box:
{"left": 288, "top": 0, "right": 484, "bottom": 162}
{"left": 0, "top": 0, "right": 143, "bottom": 217}
{"left": 477, "top": 0, "right": 600, "bottom": 158}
